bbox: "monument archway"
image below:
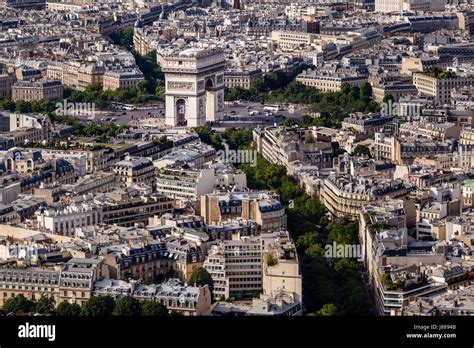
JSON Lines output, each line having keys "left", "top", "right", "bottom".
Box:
{"left": 162, "top": 48, "right": 225, "bottom": 127}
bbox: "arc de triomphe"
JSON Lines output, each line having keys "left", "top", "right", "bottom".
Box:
{"left": 159, "top": 48, "right": 225, "bottom": 127}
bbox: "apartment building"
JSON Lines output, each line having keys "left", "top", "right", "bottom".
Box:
{"left": 374, "top": 264, "right": 448, "bottom": 315}
{"left": 401, "top": 57, "right": 442, "bottom": 75}
{"left": 413, "top": 72, "right": 474, "bottom": 105}
{"left": 212, "top": 163, "right": 247, "bottom": 191}
{"left": 58, "top": 258, "right": 105, "bottom": 306}
{"left": 460, "top": 126, "right": 474, "bottom": 146}
{"left": 0, "top": 258, "right": 106, "bottom": 307}
{"left": 253, "top": 126, "right": 333, "bottom": 175}
{"left": 261, "top": 230, "right": 302, "bottom": 302}
{"left": 156, "top": 164, "right": 214, "bottom": 205}
{"left": 398, "top": 122, "right": 461, "bottom": 141}
{"left": 0, "top": 267, "right": 60, "bottom": 306}
{"left": 47, "top": 62, "right": 141, "bottom": 91}
{"left": 102, "top": 69, "right": 145, "bottom": 91}
{"left": 0, "top": 74, "right": 14, "bottom": 99}
{"left": 4, "top": 0, "right": 46, "bottom": 9}
{"left": 204, "top": 236, "right": 262, "bottom": 299}
{"left": 93, "top": 278, "right": 212, "bottom": 316}
{"left": 462, "top": 181, "right": 474, "bottom": 208}
{"left": 47, "top": 63, "right": 104, "bottom": 91}
{"left": 336, "top": 155, "right": 396, "bottom": 179}
{"left": 36, "top": 202, "right": 103, "bottom": 236}
{"left": 38, "top": 147, "right": 118, "bottom": 174}
{"left": 0, "top": 112, "right": 53, "bottom": 142}
{"left": 296, "top": 66, "right": 367, "bottom": 92}
{"left": 358, "top": 199, "right": 416, "bottom": 268}
{"left": 97, "top": 194, "right": 174, "bottom": 227}
{"left": 112, "top": 156, "right": 156, "bottom": 189}
{"left": 12, "top": 80, "right": 63, "bottom": 101}
{"left": 201, "top": 191, "right": 287, "bottom": 233}
{"left": 36, "top": 193, "right": 173, "bottom": 235}
{"left": 342, "top": 113, "right": 394, "bottom": 136}
{"left": 133, "top": 23, "right": 178, "bottom": 55}
{"left": 358, "top": 201, "right": 454, "bottom": 315}
{"left": 372, "top": 77, "right": 418, "bottom": 102}
{"left": 102, "top": 237, "right": 204, "bottom": 283}
{"left": 68, "top": 172, "right": 118, "bottom": 195}
{"left": 374, "top": 133, "right": 454, "bottom": 165}
{"left": 207, "top": 219, "right": 259, "bottom": 240}
{"left": 270, "top": 30, "right": 318, "bottom": 50}
{"left": 321, "top": 173, "right": 412, "bottom": 220}
{"left": 395, "top": 284, "right": 474, "bottom": 316}
{"left": 224, "top": 69, "right": 263, "bottom": 89}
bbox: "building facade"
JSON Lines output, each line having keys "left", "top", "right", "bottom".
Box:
{"left": 160, "top": 48, "right": 225, "bottom": 127}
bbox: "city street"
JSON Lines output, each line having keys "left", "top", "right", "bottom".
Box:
{"left": 79, "top": 100, "right": 312, "bottom": 129}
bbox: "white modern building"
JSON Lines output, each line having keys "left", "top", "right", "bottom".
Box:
{"left": 204, "top": 236, "right": 262, "bottom": 300}
{"left": 156, "top": 164, "right": 214, "bottom": 205}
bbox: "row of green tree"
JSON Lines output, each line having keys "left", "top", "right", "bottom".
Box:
{"left": 1, "top": 98, "right": 56, "bottom": 114}
{"left": 110, "top": 28, "right": 165, "bottom": 98}
{"left": 224, "top": 64, "right": 313, "bottom": 102}
{"left": 227, "top": 79, "right": 379, "bottom": 129}
{"left": 193, "top": 125, "right": 253, "bottom": 152}
{"left": 0, "top": 294, "right": 170, "bottom": 316}
{"left": 1, "top": 97, "right": 129, "bottom": 142}
{"left": 63, "top": 80, "right": 163, "bottom": 109}
{"left": 276, "top": 82, "right": 378, "bottom": 128}
{"left": 242, "top": 154, "right": 371, "bottom": 315}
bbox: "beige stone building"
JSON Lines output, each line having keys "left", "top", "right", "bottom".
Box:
{"left": 0, "top": 74, "right": 14, "bottom": 99}
{"left": 261, "top": 230, "right": 302, "bottom": 302}
{"left": 372, "top": 77, "right": 418, "bottom": 102}
{"left": 271, "top": 30, "right": 318, "bottom": 50}
{"left": 321, "top": 173, "right": 412, "bottom": 220}
{"left": 375, "top": 0, "right": 445, "bottom": 13}
{"left": 0, "top": 258, "right": 106, "bottom": 307}
{"left": 0, "top": 267, "right": 61, "bottom": 306}
{"left": 296, "top": 67, "right": 367, "bottom": 92}
{"left": 12, "top": 80, "right": 63, "bottom": 101}
{"left": 58, "top": 258, "right": 106, "bottom": 306}
{"left": 224, "top": 69, "right": 263, "bottom": 89}
{"left": 413, "top": 72, "right": 474, "bottom": 105}
{"left": 401, "top": 57, "right": 441, "bottom": 75}
{"left": 93, "top": 278, "right": 212, "bottom": 316}
{"left": 112, "top": 156, "right": 156, "bottom": 189}
{"left": 201, "top": 191, "right": 287, "bottom": 233}
{"left": 102, "top": 69, "right": 145, "bottom": 91}
{"left": 374, "top": 133, "right": 453, "bottom": 165}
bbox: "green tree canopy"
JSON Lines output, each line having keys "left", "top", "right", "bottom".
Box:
{"left": 1, "top": 98, "right": 16, "bottom": 112}
{"left": 383, "top": 94, "right": 395, "bottom": 103}
{"left": 222, "top": 127, "right": 253, "bottom": 150}
{"left": 2, "top": 295, "right": 35, "bottom": 315}
{"left": 35, "top": 296, "right": 55, "bottom": 315}
{"left": 352, "top": 144, "right": 371, "bottom": 157}
{"left": 194, "top": 125, "right": 224, "bottom": 150}
{"left": 113, "top": 296, "right": 142, "bottom": 316}
{"left": 314, "top": 303, "right": 337, "bottom": 316}
{"left": 56, "top": 301, "right": 82, "bottom": 316}
{"left": 281, "top": 118, "right": 297, "bottom": 127}
{"left": 141, "top": 301, "right": 169, "bottom": 316}
{"left": 81, "top": 296, "right": 115, "bottom": 316}
{"left": 189, "top": 267, "right": 214, "bottom": 290}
